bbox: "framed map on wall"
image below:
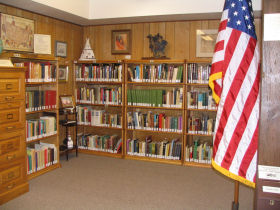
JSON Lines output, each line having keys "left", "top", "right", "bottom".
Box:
{"left": 0, "top": 13, "right": 34, "bottom": 52}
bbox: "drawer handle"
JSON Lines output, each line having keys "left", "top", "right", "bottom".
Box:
{"left": 5, "top": 96, "right": 14, "bottom": 101}
{"left": 7, "top": 142, "right": 14, "bottom": 149}
{"left": 6, "top": 126, "right": 15, "bottom": 131}
{"left": 8, "top": 172, "right": 15, "bottom": 179}
{"left": 6, "top": 84, "right": 13, "bottom": 90}
{"left": 7, "top": 113, "right": 14, "bottom": 119}
{"left": 7, "top": 183, "right": 14, "bottom": 189}
{"left": 6, "top": 154, "right": 16, "bottom": 160}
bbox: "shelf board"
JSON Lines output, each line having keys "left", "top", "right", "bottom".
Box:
{"left": 186, "top": 133, "right": 213, "bottom": 137}
{"left": 125, "top": 155, "right": 182, "bottom": 165}
{"left": 183, "top": 161, "right": 212, "bottom": 168}
{"left": 75, "top": 81, "right": 122, "bottom": 85}
{"left": 76, "top": 103, "right": 122, "bottom": 107}
{"left": 127, "top": 128, "right": 182, "bottom": 134}
{"left": 26, "top": 108, "right": 57, "bottom": 114}
{"left": 78, "top": 148, "right": 122, "bottom": 158}
{"left": 127, "top": 81, "right": 183, "bottom": 86}
{"left": 26, "top": 133, "right": 58, "bottom": 143}
{"left": 186, "top": 83, "right": 209, "bottom": 86}
{"left": 127, "top": 105, "right": 183, "bottom": 110}
{"left": 78, "top": 124, "right": 122, "bottom": 130}
{"left": 26, "top": 82, "right": 57, "bottom": 86}
{"left": 186, "top": 108, "right": 217, "bottom": 112}
{"left": 27, "top": 163, "right": 61, "bottom": 180}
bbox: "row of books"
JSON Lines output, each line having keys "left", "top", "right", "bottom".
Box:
{"left": 76, "top": 106, "right": 122, "bottom": 128}
{"left": 188, "top": 115, "right": 215, "bottom": 135}
{"left": 127, "top": 137, "right": 182, "bottom": 160}
{"left": 127, "top": 88, "right": 183, "bottom": 108}
{"left": 185, "top": 141, "right": 213, "bottom": 164}
{"left": 127, "top": 111, "right": 183, "bottom": 133}
{"left": 26, "top": 143, "right": 58, "bottom": 174}
{"left": 76, "top": 86, "right": 122, "bottom": 105}
{"left": 78, "top": 134, "right": 122, "bottom": 153}
{"left": 15, "top": 62, "right": 57, "bottom": 83}
{"left": 187, "top": 89, "right": 216, "bottom": 110}
{"left": 127, "top": 64, "right": 183, "bottom": 83}
{"left": 26, "top": 116, "right": 57, "bottom": 141}
{"left": 187, "top": 63, "right": 211, "bottom": 84}
{"left": 75, "top": 64, "right": 122, "bottom": 82}
{"left": 26, "top": 88, "right": 56, "bottom": 112}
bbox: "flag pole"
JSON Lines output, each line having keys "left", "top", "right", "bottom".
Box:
{"left": 232, "top": 180, "right": 239, "bottom": 210}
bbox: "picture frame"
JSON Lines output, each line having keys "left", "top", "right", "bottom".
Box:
{"left": 58, "top": 65, "right": 69, "bottom": 82}
{"left": 55, "top": 41, "right": 67, "bottom": 57}
{"left": 196, "top": 29, "right": 218, "bottom": 57}
{"left": 0, "top": 13, "right": 34, "bottom": 52}
{"left": 60, "top": 95, "right": 75, "bottom": 108}
{"left": 111, "top": 29, "right": 131, "bottom": 54}
{"left": 34, "top": 34, "right": 51, "bottom": 54}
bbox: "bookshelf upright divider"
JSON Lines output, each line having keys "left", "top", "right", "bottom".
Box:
{"left": 4, "top": 53, "right": 61, "bottom": 179}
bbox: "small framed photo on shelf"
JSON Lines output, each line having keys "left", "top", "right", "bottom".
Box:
{"left": 55, "top": 41, "right": 67, "bottom": 57}
{"left": 196, "top": 29, "right": 218, "bottom": 57}
{"left": 58, "top": 65, "right": 68, "bottom": 82}
{"left": 60, "top": 95, "right": 75, "bottom": 108}
{"left": 111, "top": 29, "right": 131, "bottom": 54}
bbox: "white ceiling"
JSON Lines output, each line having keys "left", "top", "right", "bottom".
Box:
{"left": 0, "top": 0, "right": 262, "bottom": 26}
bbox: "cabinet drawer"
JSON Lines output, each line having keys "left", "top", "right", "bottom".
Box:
{"left": 0, "top": 102, "right": 25, "bottom": 132}
{"left": 0, "top": 72, "right": 25, "bottom": 102}
{"left": 0, "top": 131, "right": 25, "bottom": 163}
{"left": 0, "top": 159, "right": 26, "bottom": 194}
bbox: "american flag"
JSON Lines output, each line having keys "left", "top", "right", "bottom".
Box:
{"left": 209, "top": 0, "right": 260, "bottom": 188}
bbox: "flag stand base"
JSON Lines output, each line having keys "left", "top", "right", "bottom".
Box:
{"left": 232, "top": 201, "right": 239, "bottom": 210}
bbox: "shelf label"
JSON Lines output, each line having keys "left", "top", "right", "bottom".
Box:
{"left": 263, "top": 186, "right": 280, "bottom": 194}
{"left": 258, "top": 165, "right": 280, "bottom": 181}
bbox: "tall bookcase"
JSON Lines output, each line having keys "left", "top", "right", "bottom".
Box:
{"left": 74, "top": 60, "right": 124, "bottom": 158}
{"left": 184, "top": 61, "right": 217, "bottom": 168}
{"left": 2, "top": 53, "right": 61, "bottom": 179}
{"left": 124, "top": 59, "right": 185, "bottom": 165}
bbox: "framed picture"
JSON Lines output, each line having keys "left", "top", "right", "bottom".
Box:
{"left": 196, "top": 29, "right": 218, "bottom": 57}
{"left": 60, "top": 95, "right": 75, "bottom": 108}
{"left": 0, "top": 13, "right": 34, "bottom": 52}
{"left": 111, "top": 29, "right": 131, "bottom": 54}
{"left": 58, "top": 65, "right": 69, "bottom": 82}
{"left": 55, "top": 41, "right": 67, "bottom": 57}
{"left": 34, "top": 34, "right": 51, "bottom": 54}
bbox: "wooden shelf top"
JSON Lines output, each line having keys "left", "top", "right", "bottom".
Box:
{"left": 76, "top": 103, "right": 122, "bottom": 107}
{"left": 124, "top": 59, "right": 185, "bottom": 64}
{"left": 186, "top": 108, "right": 217, "bottom": 112}
{"left": 186, "top": 133, "right": 213, "bottom": 137}
{"left": 186, "top": 83, "right": 210, "bottom": 86}
{"left": 0, "top": 52, "right": 58, "bottom": 61}
{"left": 74, "top": 60, "right": 123, "bottom": 64}
{"left": 26, "top": 82, "right": 57, "bottom": 86}
{"left": 78, "top": 124, "right": 122, "bottom": 130}
{"left": 26, "top": 108, "right": 58, "bottom": 114}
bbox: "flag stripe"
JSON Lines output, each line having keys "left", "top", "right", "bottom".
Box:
{"left": 221, "top": 51, "right": 259, "bottom": 169}
{"left": 239, "top": 123, "right": 259, "bottom": 178}
{"left": 213, "top": 30, "right": 245, "bottom": 159}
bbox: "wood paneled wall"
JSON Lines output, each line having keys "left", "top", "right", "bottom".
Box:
{"left": 83, "top": 19, "right": 261, "bottom": 61}
{"left": 0, "top": 4, "right": 83, "bottom": 95}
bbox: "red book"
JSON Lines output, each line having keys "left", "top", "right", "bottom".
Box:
{"left": 159, "top": 113, "right": 163, "bottom": 129}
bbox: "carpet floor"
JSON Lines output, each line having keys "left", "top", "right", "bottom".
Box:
{"left": 1, "top": 153, "right": 254, "bottom": 210}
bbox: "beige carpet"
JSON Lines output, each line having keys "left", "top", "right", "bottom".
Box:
{"left": 2, "top": 153, "right": 254, "bottom": 210}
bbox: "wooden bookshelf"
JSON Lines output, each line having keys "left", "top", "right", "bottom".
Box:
{"left": 74, "top": 60, "right": 125, "bottom": 158}
{"left": 27, "top": 163, "right": 61, "bottom": 180}
{"left": 5, "top": 53, "right": 61, "bottom": 179}
{"left": 124, "top": 59, "right": 185, "bottom": 164}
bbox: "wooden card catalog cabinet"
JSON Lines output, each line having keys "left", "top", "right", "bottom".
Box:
{"left": 0, "top": 67, "right": 29, "bottom": 205}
